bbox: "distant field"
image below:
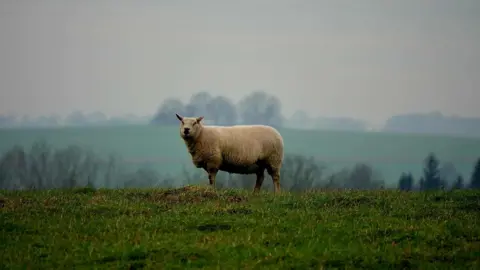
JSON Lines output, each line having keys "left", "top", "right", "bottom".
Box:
{"left": 0, "top": 125, "right": 479, "bottom": 184}
{"left": 1, "top": 187, "right": 479, "bottom": 268}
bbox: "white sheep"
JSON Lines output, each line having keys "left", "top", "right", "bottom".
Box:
{"left": 175, "top": 113, "right": 284, "bottom": 193}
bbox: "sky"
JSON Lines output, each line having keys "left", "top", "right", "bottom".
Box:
{"left": 0, "top": 0, "right": 479, "bottom": 127}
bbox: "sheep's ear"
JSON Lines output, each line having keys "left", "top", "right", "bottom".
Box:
{"left": 175, "top": 113, "right": 183, "bottom": 121}
{"left": 196, "top": 116, "right": 204, "bottom": 123}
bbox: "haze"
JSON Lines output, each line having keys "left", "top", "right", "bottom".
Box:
{"left": 0, "top": 0, "right": 479, "bottom": 127}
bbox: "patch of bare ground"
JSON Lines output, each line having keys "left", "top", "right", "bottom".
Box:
{"left": 124, "top": 185, "right": 248, "bottom": 204}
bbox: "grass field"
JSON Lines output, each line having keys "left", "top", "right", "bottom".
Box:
{"left": 1, "top": 186, "right": 480, "bottom": 269}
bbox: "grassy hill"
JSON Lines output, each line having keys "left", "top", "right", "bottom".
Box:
{"left": 1, "top": 186, "right": 479, "bottom": 269}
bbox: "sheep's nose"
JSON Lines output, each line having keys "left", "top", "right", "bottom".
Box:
{"left": 184, "top": 128, "right": 190, "bottom": 134}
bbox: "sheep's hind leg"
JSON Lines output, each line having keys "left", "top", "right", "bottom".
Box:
{"left": 254, "top": 170, "right": 265, "bottom": 193}
{"left": 267, "top": 167, "right": 281, "bottom": 194}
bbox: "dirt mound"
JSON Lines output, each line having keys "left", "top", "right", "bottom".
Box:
{"left": 137, "top": 185, "right": 248, "bottom": 204}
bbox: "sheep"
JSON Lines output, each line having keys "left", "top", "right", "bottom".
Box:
{"left": 175, "top": 113, "right": 284, "bottom": 193}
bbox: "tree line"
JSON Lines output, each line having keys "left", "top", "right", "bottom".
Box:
{"left": 1, "top": 140, "right": 479, "bottom": 192}
{"left": 151, "top": 91, "right": 284, "bottom": 127}
{"left": 398, "top": 153, "right": 480, "bottom": 191}
{"left": 3, "top": 90, "right": 479, "bottom": 136}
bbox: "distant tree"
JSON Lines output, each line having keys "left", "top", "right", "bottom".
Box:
{"left": 452, "top": 175, "right": 464, "bottom": 190}
{"left": 184, "top": 91, "right": 213, "bottom": 117}
{"left": 286, "top": 110, "right": 311, "bottom": 129}
{"left": 398, "top": 172, "right": 414, "bottom": 191}
{"left": 207, "top": 96, "right": 238, "bottom": 125}
{"left": 324, "top": 168, "right": 350, "bottom": 189}
{"left": 151, "top": 98, "right": 185, "bottom": 125}
{"left": 469, "top": 158, "right": 480, "bottom": 189}
{"left": 65, "top": 111, "right": 88, "bottom": 126}
{"left": 86, "top": 111, "right": 108, "bottom": 125}
{"left": 418, "top": 177, "right": 425, "bottom": 191}
{"left": 280, "top": 154, "right": 325, "bottom": 191}
{"left": 322, "top": 163, "right": 384, "bottom": 190}
{"left": 237, "top": 91, "right": 283, "bottom": 127}
{"left": 421, "top": 153, "right": 444, "bottom": 190}
{"left": 291, "top": 110, "right": 309, "bottom": 122}
{"left": 439, "top": 161, "right": 458, "bottom": 188}
{"left": 347, "top": 163, "right": 384, "bottom": 190}
{"left": 323, "top": 163, "right": 384, "bottom": 190}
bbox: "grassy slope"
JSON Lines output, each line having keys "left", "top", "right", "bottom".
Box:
{"left": 1, "top": 186, "right": 479, "bottom": 269}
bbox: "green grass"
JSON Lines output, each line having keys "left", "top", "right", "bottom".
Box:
{"left": 1, "top": 186, "right": 479, "bottom": 269}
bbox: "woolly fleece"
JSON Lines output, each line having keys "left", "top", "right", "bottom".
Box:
{"left": 176, "top": 114, "right": 284, "bottom": 192}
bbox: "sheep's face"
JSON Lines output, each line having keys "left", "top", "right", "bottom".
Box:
{"left": 176, "top": 114, "right": 204, "bottom": 140}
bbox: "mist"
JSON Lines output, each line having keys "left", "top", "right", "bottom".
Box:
{"left": 1, "top": 0, "right": 479, "bottom": 129}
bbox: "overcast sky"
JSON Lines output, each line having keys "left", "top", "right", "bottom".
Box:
{"left": 0, "top": 0, "right": 479, "bottom": 126}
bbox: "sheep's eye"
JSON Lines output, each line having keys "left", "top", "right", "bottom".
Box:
{"left": 193, "top": 122, "right": 197, "bottom": 126}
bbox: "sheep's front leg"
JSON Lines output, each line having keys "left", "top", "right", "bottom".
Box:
{"left": 207, "top": 167, "right": 218, "bottom": 189}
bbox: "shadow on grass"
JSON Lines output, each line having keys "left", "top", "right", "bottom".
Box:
{"left": 196, "top": 223, "right": 232, "bottom": 232}
{"left": 1, "top": 222, "right": 39, "bottom": 235}
{"left": 280, "top": 194, "right": 379, "bottom": 210}
{"left": 96, "top": 247, "right": 213, "bottom": 268}
{"left": 430, "top": 192, "right": 480, "bottom": 212}
{"left": 371, "top": 228, "right": 422, "bottom": 244}
{"left": 214, "top": 207, "right": 253, "bottom": 216}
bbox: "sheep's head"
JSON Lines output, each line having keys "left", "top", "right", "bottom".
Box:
{"left": 176, "top": 113, "right": 204, "bottom": 140}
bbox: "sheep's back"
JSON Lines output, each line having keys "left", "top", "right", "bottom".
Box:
{"left": 204, "top": 125, "right": 283, "bottom": 166}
